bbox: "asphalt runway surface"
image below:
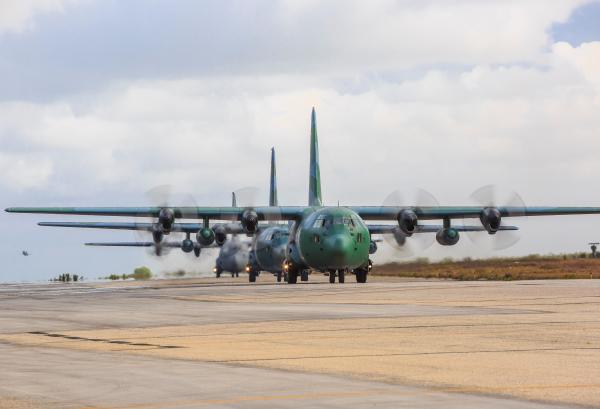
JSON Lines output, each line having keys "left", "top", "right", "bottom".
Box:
{"left": 0, "top": 276, "right": 598, "bottom": 408}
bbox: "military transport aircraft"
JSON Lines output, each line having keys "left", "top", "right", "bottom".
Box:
{"left": 246, "top": 147, "right": 290, "bottom": 282}
{"left": 7, "top": 108, "right": 600, "bottom": 284}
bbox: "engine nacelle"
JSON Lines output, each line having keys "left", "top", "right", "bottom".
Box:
{"left": 436, "top": 228, "right": 460, "bottom": 246}
{"left": 158, "top": 208, "right": 175, "bottom": 232}
{"left": 213, "top": 225, "right": 227, "bottom": 246}
{"left": 393, "top": 227, "right": 407, "bottom": 246}
{"left": 196, "top": 227, "right": 215, "bottom": 246}
{"left": 241, "top": 209, "right": 259, "bottom": 234}
{"left": 181, "top": 238, "right": 194, "bottom": 253}
{"left": 369, "top": 240, "right": 378, "bottom": 254}
{"left": 152, "top": 227, "right": 164, "bottom": 244}
{"left": 480, "top": 207, "right": 501, "bottom": 234}
{"left": 397, "top": 210, "right": 418, "bottom": 236}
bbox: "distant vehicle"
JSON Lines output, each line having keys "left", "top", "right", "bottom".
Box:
{"left": 21, "top": 251, "right": 29, "bottom": 256}
{"left": 590, "top": 242, "right": 599, "bottom": 258}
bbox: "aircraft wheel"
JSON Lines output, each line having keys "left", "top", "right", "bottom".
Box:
{"left": 277, "top": 272, "right": 282, "bottom": 282}
{"left": 355, "top": 269, "right": 367, "bottom": 283}
{"left": 329, "top": 271, "right": 336, "bottom": 284}
{"left": 249, "top": 272, "right": 256, "bottom": 283}
{"left": 301, "top": 270, "right": 309, "bottom": 282}
{"left": 338, "top": 269, "right": 345, "bottom": 284}
{"left": 288, "top": 271, "right": 298, "bottom": 284}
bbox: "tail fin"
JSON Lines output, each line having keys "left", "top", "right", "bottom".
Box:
{"left": 308, "top": 107, "right": 322, "bottom": 206}
{"left": 232, "top": 192, "right": 237, "bottom": 207}
{"left": 269, "top": 147, "right": 278, "bottom": 206}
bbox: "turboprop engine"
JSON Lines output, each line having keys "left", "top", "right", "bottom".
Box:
{"left": 241, "top": 209, "right": 259, "bottom": 234}
{"left": 480, "top": 207, "right": 501, "bottom": 234}
{"left": 436, "top": 228, "right": 460, "bottom": 246}
{"left": 369, "top": 240, "right": 378, "bottom": 254}
{"left": 151, "top": 226, "right": 164, "bottom": 244}
{"left": 397, "top": 210, "right": 417, "bottom": 235}
{"left": 181, "top": 238, "right": 194, "bottom": 253}
{"left": 392, "top": 228, "right": 407, "bottom": 246}
{"left": 213, "top": 225, "right": 227, "bottom": 246}
{"left": 196, "top": 227, "right": 215, "bottom": 246}
{"left": 158, "top": 208, "right": 175, "bottom": 232}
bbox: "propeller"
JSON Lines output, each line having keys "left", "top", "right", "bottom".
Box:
{"left": 135, "top": 185, "right": 200, "bottom": 257}
{"left": 465, "top": 184, "right": 526, "bottom": 251}
{"left": 381, "top": 188, "right": 439, "bottom": 258}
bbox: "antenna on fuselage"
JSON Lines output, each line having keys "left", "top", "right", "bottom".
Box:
{"left": 308, "top": 107, "right": 322, "bottom": 207}
{"left": 232, "top": 192, "right": 237, "bottom": 207}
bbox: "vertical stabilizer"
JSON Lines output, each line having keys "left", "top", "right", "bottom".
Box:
{"left": 232, "top": 192, "right": 237, "bottom": 207}
{"left": 269, "top": 147, "right": 278, "bottom": 207}
{"left": 308, "top": 107, "right": 322, "bottom": 206}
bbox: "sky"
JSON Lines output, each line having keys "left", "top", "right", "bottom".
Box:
{"left": 1, "top": 0, "right": 600, "bottom": 282}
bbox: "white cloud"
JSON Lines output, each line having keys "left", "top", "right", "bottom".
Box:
{"left": 0, "top": 0, "right": 80, "bottom": 34}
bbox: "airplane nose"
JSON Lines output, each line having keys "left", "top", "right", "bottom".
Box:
{"left": 325, "top": 234, "right": 352, "bottom": 256}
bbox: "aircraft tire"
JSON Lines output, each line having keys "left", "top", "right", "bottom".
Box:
{"left": 288, "top": 271, "right": 298, "bottom": 284}
{"left": 355, "top": 269, "right": 367, "bottom": 283}
{"left": 249, "top": 272, "right": 256, "bottom": 283}
{"left": 329, "top": 271, "right": 335, "bottom": 284}
{"left": 301, "top": 270, "right": 309, "bottom": 281}
{"left": 338, "top": 269, "right": 345, "bottom": 284}
{"left": 277, "top": 272, "right": 282, "bottom": 282}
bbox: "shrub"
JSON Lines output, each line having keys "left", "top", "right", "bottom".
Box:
{"left": 132, "top": 266, "right": 152, "bottom": 280}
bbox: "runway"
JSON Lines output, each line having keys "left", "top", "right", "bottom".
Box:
{"left": 0, "top": 276, "right": 598, "bottom": 408}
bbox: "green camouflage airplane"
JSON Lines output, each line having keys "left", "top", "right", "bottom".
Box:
{"left": 7, "top": 108, "right": 600, "bottom": 284}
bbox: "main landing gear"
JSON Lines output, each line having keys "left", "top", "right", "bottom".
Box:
{"left": 283, "top": 261, "right": 309, "bottom": 284}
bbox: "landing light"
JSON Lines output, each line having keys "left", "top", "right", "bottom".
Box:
{"left": 245, "top": 266, "right": 251, "bottom": 272}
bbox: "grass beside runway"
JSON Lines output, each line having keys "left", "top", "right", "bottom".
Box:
{"left": 372, "top": 254, "right": 600, "bottom": 280}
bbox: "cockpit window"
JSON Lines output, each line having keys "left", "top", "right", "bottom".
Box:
{"left": 333, "top": 217, "right": 354, "bottom": 226}
{"left": 312, "top": 216, "right": 326, "bottom": 228}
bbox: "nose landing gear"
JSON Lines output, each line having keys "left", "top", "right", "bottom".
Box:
{"left": 328, "top": 269, "right": 346, "bottom": 284}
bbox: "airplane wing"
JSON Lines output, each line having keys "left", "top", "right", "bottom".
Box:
{"left": 39, "top": 222, "right": 202, "bottom": 232}
{"left": 6, "top": 205, "right": 600, "bottom": 221}
{"left": 353, "top": 206, "right": 600, "bottom": 220}
{"left": 38, "top": 221, "right": 273, "bottom": 234}
{"left": 6, "top": 207, "right": 306, "bottom": 220}
{"left": 367, "top": 224, "right": 519, "bottom": 234}
{"left": 85, "top": 242, "right": 218, "bottom": 248}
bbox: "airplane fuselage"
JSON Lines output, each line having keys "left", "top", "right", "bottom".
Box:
{"left": 253, "top": 226, "right": 289, "bottom": 273}
{"left": 290, "top": 207, "right": 371, "bottom": 271}
{"left": 215, "top": 237, "right": 249, "bottom": 274}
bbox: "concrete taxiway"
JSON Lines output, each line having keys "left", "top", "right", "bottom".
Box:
{"left": 0, "top": 276, "right": 598, "bottom": 408}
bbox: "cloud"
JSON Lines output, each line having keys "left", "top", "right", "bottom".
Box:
{"left": 0, "top": 0, "right": 591, "bottom": 100}
{"left": 0, "top": 0, "right": 81, "bottom": 34}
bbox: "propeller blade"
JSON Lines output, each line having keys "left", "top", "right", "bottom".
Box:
{"left": 466, "top": 184, "right": 526, "bottom": 250}
{"left": 381, "top": 188, "right": 439, "bottom": 258}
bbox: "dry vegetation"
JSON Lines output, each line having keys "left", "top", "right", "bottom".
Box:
{"left": 372, "top": 254, "right": 600, "bottom": 280}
